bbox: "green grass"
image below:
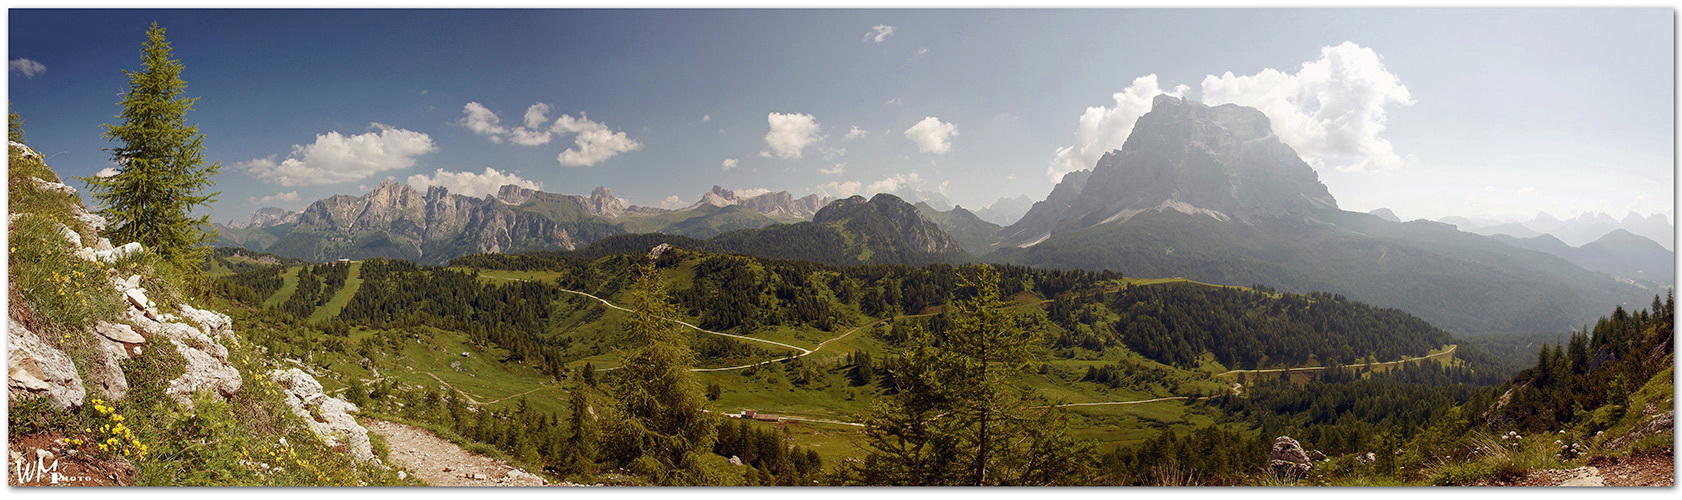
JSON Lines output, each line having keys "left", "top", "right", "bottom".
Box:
{"left": 263, "top": 266, "right": 302, "bottom": 308}
{"left": 309, "top": 261, "right": 363, "bottom": 323}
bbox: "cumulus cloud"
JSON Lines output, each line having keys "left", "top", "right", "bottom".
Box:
{"left": 843, "top": 126, "right": 869, "bottom": 141}
{"left": 866, "top": 24, "right": 895, "bottom": 42}
{"left": 406, "top": 167, "right": 540, "bottom": 197}
{"left": 721, "top": 158, "right": 740, "bottom": 171}
{"left": 241, "top": 123, "right": 437, "bottom": 186}
{"left": 815, "top": 181, "right": 863, "bottom": 198}
{"left": 820, "top": 146, "right": 847, "bottom": 161}
{"left": 904, "top": 117, "right": 958, "bottom": 154}
{"left": 461, "top": 102, "right": 641, "bottom": 165}
{"left": 1200, "top": 42, "right": 1414, "bottom": 172}
{"left": 701, "top": 114, "right": 711, "bottom": 123}
{"left": 94, "top": 167, "right": 120, "bottom": 178}
{"left": 660, "top": 195, "right": 686, "bottom": 209}
{"left": 867, "top": 172, "right": 925, "bottom": 194}
{"left": 247, "top": 191, "right": 301, "bottom": 205}
{"left": 1047, "top": 74, "right": 1188, "bottom": 182}
{"left": 819, "top": 163, "right": 846, "bottom": 175}
{"left": 917, "top": 48, "right": 929, "bottom": 55}
{"left": 460, "top": 102, "right": 506, "bottom": 139}
{"left": 551, "top": 113, "right": 642, "bottom": 166}
{"left": 735, "top": 188, "right": 773, "bottom": 198}
{"left": 9, "top": 58, "right": 44, "bottom": 77}
{"left": 764, "top": 112, "right": 821, "bottom": 159}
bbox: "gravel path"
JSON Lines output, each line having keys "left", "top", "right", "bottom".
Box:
{"left": 363, "top": 419, "right": 551, "bottom": 487}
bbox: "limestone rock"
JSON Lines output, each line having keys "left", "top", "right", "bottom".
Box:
{"left": 93, "top": 322, "right": 145, "bottom": 343}
{"left": 7, "top": 321, "right": 86, "bottom": 410}
{"left": 269, "top": 368, "right": 377, "bottom": 463}
{"left": 1356, "top": 452, "right": 1376, "bottom": 464}
{"left": 30, "top": 177, "right": 77, "bottom": 196}
{"left": 1269, "top": 436, "right": 1313, "bottom": 481}
{"left": 10, "top": 140, "right": 42, "bottom": 159}
{"left": 87, "top": 338, "right": 131, "bottom": 401}
{"left": 180, "top": 304, "right": 233, "bottom": 339}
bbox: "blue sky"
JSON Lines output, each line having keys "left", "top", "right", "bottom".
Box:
{"left": 7, "top": 8, "right": 1673, "bottom": 225}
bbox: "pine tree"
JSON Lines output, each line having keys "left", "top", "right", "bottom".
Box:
{"left": 8, "top": 103, "right": 24, "bottom": 143}
{"left": 81, "top": 22, "right": 220, "bottom": 267}
{"left": 611, "top": 261, "right": 717, "bottom": 485}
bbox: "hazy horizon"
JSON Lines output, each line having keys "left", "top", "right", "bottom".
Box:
{"left": 9, "top": 8, "right": 1674, "bottom": 225}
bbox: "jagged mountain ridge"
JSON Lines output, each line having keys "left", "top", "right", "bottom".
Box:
{"left": 709, "top": 193, "right": 970, "bottom": 267}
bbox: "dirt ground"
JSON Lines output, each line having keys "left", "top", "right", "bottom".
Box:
{"left": 8, "top": 433, "right": 135, "bottom": 487}
{"left": 361, "top": 419, "right": 551, "bottom": 487}
{"left": 1485, "top": 448, "right": 1674, "bottom": 487}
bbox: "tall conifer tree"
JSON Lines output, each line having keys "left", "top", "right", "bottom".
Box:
{"left": 82, "top": 22, "right": 220, "bottom": 267}
{"left": 612, "top": 261, "right": 717, "bottom": 484}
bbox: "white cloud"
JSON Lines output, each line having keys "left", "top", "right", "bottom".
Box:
{"left": 551, "top": 113, "right": 643, "bottom": 166}
{"left": 759, "top": 151, "right": 772, "bottom": 158}
{"left": 459, "top": 102, "right": 506, "bottom": 137}
{"left": 503, "top": 103, "right": 555, "bottom": 146}
{"left": 247, "top": 191, "right": 300, "bottom": 205}
{"left": 241, "top": 123, "right": 437, "bottom": 186}
{"left": 764, "top": 112, "right": 821, "bottom": 159}
{"left": 819, "top": 163, "right": 846, "bottom": 175}
{"left": 736, "top": 188, "right": 773, "bottom": 198}
{"left": 904, "top": 117, "right": 959, "bottom": 154}
{"left": 885, "top": 98, "right": 902, "bottom": 106}
{"left": 1047, "top": 74, "right": 1188, "bottom": 182}
{"left": 8, "top": 58, "right": 44, "bottom": 77}
{"left": 843, "top": 126, "right": 869, "bottom": 141}
{"left": 1200, "top": 42, "right": 1414, "bottom": 172}
{"left": 815, "top": 181, "right": 863, "bottom": 198}
{"left": 701, "top": 114, "right": 711, "bottom": 123}
{"left": 523, "top": 103, "right": 552, "bottom": 128}
{"left": 917, "top": 48, "right": 929, "bottom": 55}
{"left": 94, "top": 167, "right": 120, "bottom": 178}
{"left": 406, "top": 167, "right": 540, "bottom": 197}
{"left": 866, "top": 24, "right": 895, "bottom": 42}
{"left": 660, "top": 195, "right": 686, "bottom": 209}
{"left": 721, "top": 158, "right": 740, "bottom": 171}
{"left": 867, "top": 172, "right": 924, "bottom": 194}
{"left": 820, "top": 146, "right": 847, "bottom": 161}
{"left": 462, "top": 102, "right": 641, "bottom": 165}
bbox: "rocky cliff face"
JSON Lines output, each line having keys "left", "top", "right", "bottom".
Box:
{"left": 228, "top": 207, "right": 300, "bottom": 229}
{"left": 695, "top": 185, "right": 831, "bottom": 219}
{"left": 1001, "top": 95, "right": 1339, "bottom": 247}
{"left": 275, "top": 180, "right": 611, "bottom": 262}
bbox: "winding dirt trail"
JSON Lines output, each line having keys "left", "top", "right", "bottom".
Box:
{"left": 364, "top": 419, "right": 553, "bottom": 487}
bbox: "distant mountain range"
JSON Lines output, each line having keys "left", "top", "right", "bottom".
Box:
{"left": 214, "top": 182, "right": 839, "bottom": 264}
{"left": 1435, "top": 211, "right": 1673, "bottom": 251}
{"left": 986, "top": 95, "right": 1654, "bottom": 333}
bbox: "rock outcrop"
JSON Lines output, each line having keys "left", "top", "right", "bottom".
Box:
{"left": 7, "top": 320, "right": 87, "bottom": 410}
{"left": 813, "top": 194, "right": 965, "bottom": 256}
{"left": 1269, "top": 436, "right": 1313, "bottom": 481}
{"left": 269, "top": 368, "right": 378, "bottom": 463}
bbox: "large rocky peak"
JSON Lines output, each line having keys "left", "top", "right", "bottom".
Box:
{"left": 1000, "top": 95, "right": 1340, "bottom": 247}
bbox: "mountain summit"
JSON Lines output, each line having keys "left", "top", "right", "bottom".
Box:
{"left": 1001, "top": 95, "right": 1337, "bottom": 247}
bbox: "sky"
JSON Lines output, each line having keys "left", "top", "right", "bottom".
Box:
{"left": 6, "top": 8, "right": 1674, "bottom": 226}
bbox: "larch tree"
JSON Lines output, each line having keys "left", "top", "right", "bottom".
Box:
{"left": 81, "top": 22, "right": 220, "bottom": 268}
{"left": 611, "top": 261, "right": 717, "bottom": 485}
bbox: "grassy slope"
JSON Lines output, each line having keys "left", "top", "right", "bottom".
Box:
{"left": 309, "top": 261, "right": 363, "bottom": 323}
{"left": 263, "top": 266, "right": 302, "bottom": 308}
